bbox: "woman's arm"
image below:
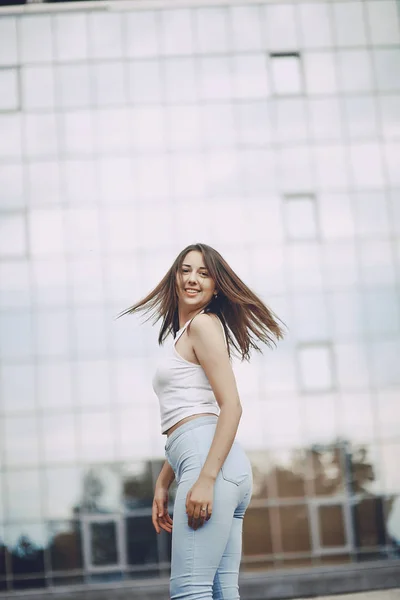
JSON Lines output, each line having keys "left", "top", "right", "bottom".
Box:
{"left": 152, "top": 460, "right": 175, "bottom": 534}
{"left": 185, "top": 314, "right": 243, "bottom": 528}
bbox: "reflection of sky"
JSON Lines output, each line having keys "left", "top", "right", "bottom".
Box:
{"left": 0, "top": 0, "right": 399, "bottom": 556}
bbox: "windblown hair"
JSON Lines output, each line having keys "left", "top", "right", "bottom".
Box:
{"left": 118, "top": 243, "right": 285, "bottom": 360}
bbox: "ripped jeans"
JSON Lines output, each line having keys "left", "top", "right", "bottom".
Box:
{"left": 165, "top": 416, "right": 253, "bottom": 600}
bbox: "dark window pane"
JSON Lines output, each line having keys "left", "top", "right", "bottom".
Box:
{"left": 126, "top": 516, "right": 158, "bottom": 566}
{"left": 353, "top": 497, "right": 387, "bottom": 549}
{"left": 8, "top": 529, "right": 45, "bottom": 589}
{"left": 48, "top": 521, "right": 83, "bottom": 572}
{"left": 319, "top": 505, "right": 346, "bottom": 547}
{"left": 279, "top": 505, "right": 311, "bottom": 553}
{"left": 90, "top": 522, "right": 118, "bottom": 567}
{"left": 123, "top": 462, "right": 154, "bottom": 510}
{"left": 243, "top": 507, "right": 274, "bottom": 556}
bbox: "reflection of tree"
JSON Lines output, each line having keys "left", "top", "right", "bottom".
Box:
{"left": 123, "top": 462, "right": 154, "bottom": 509}
{"left": 9, "top": 535, "right": 45, "bottom": 589}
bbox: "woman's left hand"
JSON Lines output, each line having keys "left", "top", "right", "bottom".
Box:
{"left": 186, "top": 474, "right": 215, "bottom": 530}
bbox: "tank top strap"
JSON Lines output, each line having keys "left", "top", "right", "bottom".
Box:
{"left": 174, "top": 310, "right": 205, "bottom": 345}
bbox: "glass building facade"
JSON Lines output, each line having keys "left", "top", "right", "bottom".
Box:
{"left": 0, "top": 0, "right": 399, "bottom": 592}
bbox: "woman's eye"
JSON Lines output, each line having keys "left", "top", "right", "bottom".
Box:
{"left": 200, "top": 272, "right": 208, "bottom": 277}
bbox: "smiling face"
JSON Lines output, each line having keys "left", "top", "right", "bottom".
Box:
{"left": 176, "top": 250, "right": 216, "bottom": 313}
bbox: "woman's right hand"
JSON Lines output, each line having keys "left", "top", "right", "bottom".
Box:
{"left": 152, "top": 485, "right": 173, "bottom": 534}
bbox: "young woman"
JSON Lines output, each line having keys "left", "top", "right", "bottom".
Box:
{"left": 120, "top": 243, "right": 284, "bottom": 599}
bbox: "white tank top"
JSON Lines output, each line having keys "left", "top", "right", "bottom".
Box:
{"left": 152, "top": 312, "right": 225, "bottom": 434}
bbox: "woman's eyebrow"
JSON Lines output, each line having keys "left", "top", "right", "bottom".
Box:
{"left": 182, "top": 263, "right": 208, "bottom": 270}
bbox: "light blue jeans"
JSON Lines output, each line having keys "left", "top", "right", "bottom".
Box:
{"left": 165, "top": 416, "right": 253, "bottom": 600}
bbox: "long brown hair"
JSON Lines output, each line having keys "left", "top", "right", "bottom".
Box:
{"left": 118, "top": 243, "right": 285, "bottom": 360}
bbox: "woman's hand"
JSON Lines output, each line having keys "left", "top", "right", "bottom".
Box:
{"left": 186, "top": 474, "right": 215, "bottom": 530}
{"left": 152, "top": 485, "right": 173, "bottom": 535}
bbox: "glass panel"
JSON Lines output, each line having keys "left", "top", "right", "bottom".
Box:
{"left": 319, "top": 193, "right": 355, "bottom": 239}
{"left": 117, "top": 407, "right": 152, "bottom": 461}
{"left": 292, "top": 293, "right": 329, "bottom": 342}
{"left": 41, "top": 414, "right": 77, "bottom": 464}
{"left": 0, "top": 114, "right": 22, "bottom": 160}
{"left": 308, "top": 98, "right": 343, "bottom": 141}
{"left": 24, "top": 114, "right": 58, "bottom": 159}
{"left": 34, "top": 310, "right": 70, "bottom": 358}
{"left": 239, "top": 149, "right": 277, "bottom": 194}
{"left": 0, "top": 69, "right": 19, "bottom": 111}
{"left": 298, "top": 344, "right": 334, "bottom": 392}
{"left": 1, "top": 364, "right": 36, "bottom": 414}
{"left": 236, "top": 101, "right": 272, "bottom": 146}
{"left": 170, "top": 154, "right": 205, "bottom": 198}
{"left": 205, "top": 153, "right": 238, "bottom": 199}
{"left": 126, "top": 516, "right": 158, "bottom": 566}
{"left": 199, "top": 56, "right": 232, "bottom": 100}
{"left": 37, "top": 362, "right": 73, "bottom": 410}
{"left": 0, "top": 214, "right": 26, "bottom": 257}
{"left": 343, "top": 96, "right": 379, "bottom": 140}
{"left": 27, "top": 161, "right": 61, "bottom": 206}
{"left": 314, "top": 145, "right": 348, "bottom": 190}
{"left": 137, "top": 204, "right": 176, "bottom": 247}
{"left": 373, "top": 49, "right": 400, "bottom": 92}
{"left": 195, "top": 7, "right": 229, "bottom": 53}
{"left": 337, "top": 50, "right": 373, "bottom": 93}
{"left": 0, "top": 259, "right": 30, "bottom": 309}
{"left": 370, "top": 339, "right": 400, "bottom": 388}
{"left": 287, "top": 243, "right": 324, "bottom": 291}
{"left": 4, "top": 416, "right": 39, "bottom": 467}
{"left": 103, "top": 257, "right": 140, "bottom": 306}
{"left": 376, "top": 389, "right": 400, "bottom": 440}
{"left": 0, "top": 164, "right": 24, "bottom": 210}
{"left": 72, "top": 308, "right": 107, "bottom": 358}
{"left": 5, "top": 471, "right": 42, "bottom": 521}
{"left": 385, "top": 495, "right": 400, "bottom": 549}
{"left": 379, "top": 95, "right": 400, "bottom": 139}
{"left": 264, "top": 4, "right": 298, "bottom": 51}
{"left": 65, "top": 209, "right": 101, "bottom": 255}
{"left": 392, "top": 191, "right": 400, "bottom": 236}
{"left": 270, "top": 56, "right": 303, "bottom": 95}
{"left": 164, "top": 58, "right": 197, "bottom": 103}
{"left": 304, "top": 52, "right": 337, "bottom": 94}
{"left": 335, "top": 343, "right": 369, "bottom": 390}
{"left": 103, "top": 206, "right": 139, "bottom": 252}
{"left": 166, "top": 105, "right": 201, "bottom": 150}
{"left": 275, "top": 450, "right": 307, "bottom": 499}
{"left": 299, "top": 3, "right": 333, "bottom": 48}
{"left": 76, "top": 360, "right": 110, "bottom": 409}
{"left": 88, "top": 13, "right": 123, "bottom": 59}
{"left": 20, "top": 15, "right": 52, "bottom": 63}
{"left": 29, "top": 209, "right": 64, "bottom": 256}
{"left": 243, "top": 508, "right": 274, "bottom": 556}
{"left": 366, "top": 0, "right": 400, "bottom": 45}
{"left": 319, "top": 505, "right": 346, "bottom": 547}
{"left": 359, "top": 240, "right": 396, "bottom": 286}
{"left": 280, "top": 505, "right": 311, "bottom": 553}
{"left": 98, "top": 157, "right": 133, "bottom": 205}
{"left": 381, "top": 443, "right": 400, "bottom": 494}
{"left": 277, "top": 146, "right": 313, "bottom": 193}
{"left": 363, "top": 289, "right": 400, "bottom": 336}
{"left": 55, "top": 64, "right": 91, "bottom": 109}
{"left": 78, "top": 410, "right": 115, "bottom": 462}
{"left": 284, "top": 195, "right": 318, "bottom": 240}
{"left": 332, "top": 1, "right": 367, "bottom": 47}
{"left": 230, "top": 5, "right": 262, "bottom": 51}
{"left": 160, "top": 9, "right": 193, "bottom": 55}
{"left": 340, "top": 392, "right": 375, "bottom": 444}
{"left": 122, "top": 462, "right": 154, "bottom": 510}
{"left": 353, "top": 497, "right": 387, "bottom": 549}
{"left": 77, "top": 466, "right": 121, "bottom": 514}
{"left": 273, "top": 98, "right": 307, "bottom": 143}
{"left": 21, "top": 66, "right": 54, "bottom": 110}
{"left": 0, "top": 17, "right": 17, "bottom": 65}
{"left": 6, "top": 523, "right": 46, "bottom": 589}
{"left": 0, "top": 311, "right": 34, "bottom": 360}
{"left": 48, "top": 521, "right": 83, "bottom": 571}
{"left": 131, "top": 107, "right": 166, "bottom": 151}
{"left": 323, "top": 242, "right": 358, "bottom": 289}
{"left": 384, "top": 142, "right": 400, "bottom": 186}
{"left": 91, "top": 108, "right": 131, "bottom": 155}
{"left": 350, "top": 143, "right": 384, "bottom": 188}
{"left": 309, "top": 446, "right": 344, "bottom": 496}
{"left": 32, "top": 258, "right": 67, "bottom": 306}
{"left": 54, "top": 14, "right": 88, "bottom": 61}
{"left": 264, "top": 398, "right": 303, "bottom": 448}
{"left": 90, "top": 521, "right": 118, "bottom": 566}
{"left": 44, "top": 467, "right": 81, "bottom": 519}
{"left": 304, "top": 393, "right": 338, "bottom": 445}
{"left": 62, "top": 159, "right": 98, "bottom": 204}
{"left": 126, "top": 11, "right": 158, "bottom": 58}
{"left": 135, "top": 155, "right": 170, "bottom": 199}
{"left": 232, "top": 54, "right": 269, "bottom": 99}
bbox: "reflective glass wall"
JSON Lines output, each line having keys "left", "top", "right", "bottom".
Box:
{"left": 0, "top": 0, "right": 399, "bottom": 592}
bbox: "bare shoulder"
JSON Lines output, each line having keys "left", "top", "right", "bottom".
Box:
{"left": 189, "top": 313, "right": 224, "bottom": 342}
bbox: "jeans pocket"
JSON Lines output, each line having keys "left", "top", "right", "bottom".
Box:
{"left": 221, "top": 443, "right": 252, "bottom": 486}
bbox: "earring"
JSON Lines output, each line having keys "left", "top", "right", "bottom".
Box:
{"left": 214, "top": 292, "right": 218, "bottom": 299}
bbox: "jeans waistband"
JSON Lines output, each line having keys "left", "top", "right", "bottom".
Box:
{"left": 165, "top": 415, "right": 218, "bottom": 452}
